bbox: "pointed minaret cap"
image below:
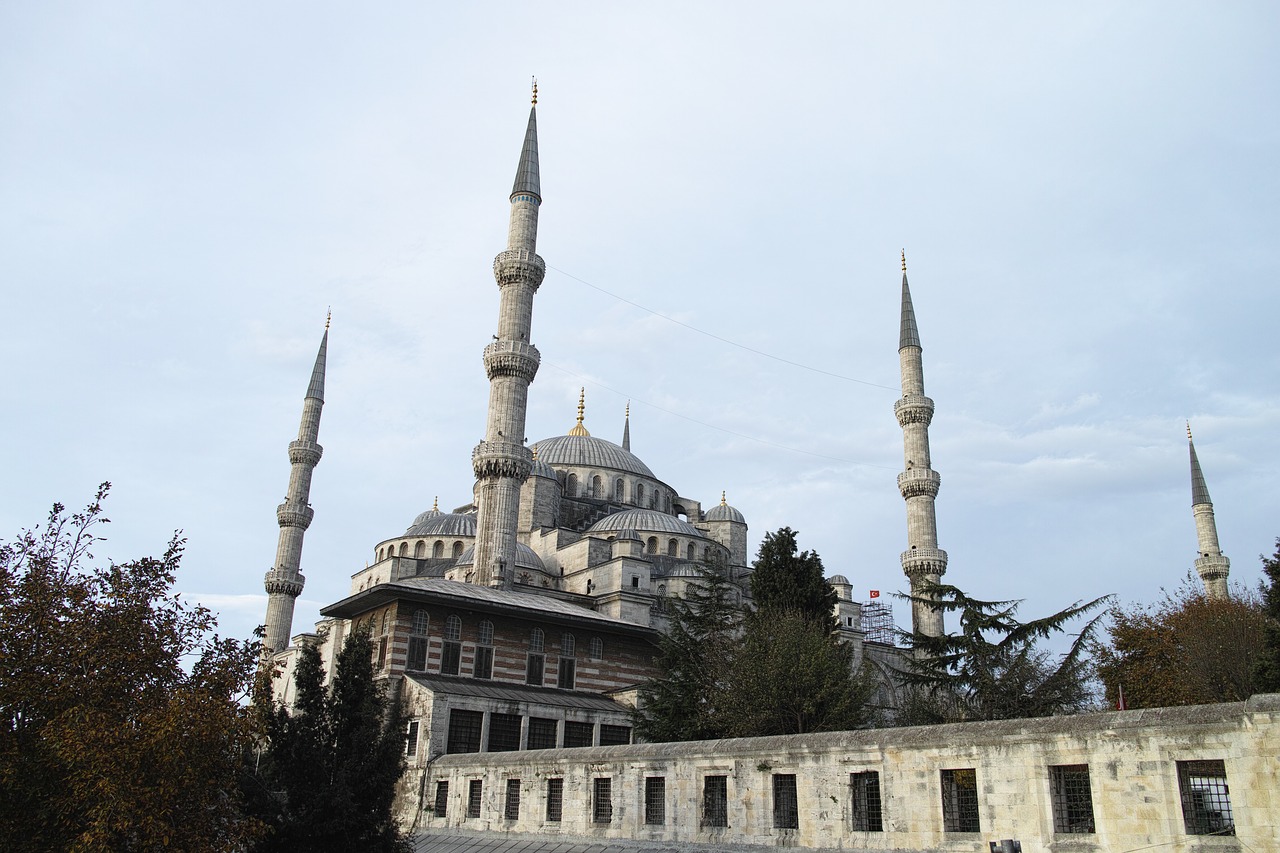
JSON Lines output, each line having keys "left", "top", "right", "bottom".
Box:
{"left": 622, "top": 401, "right": 631, "bottom": 451}
{"left": 899, "top": 250, "right": 921, "bottom": 350}
{"left": 1188, "top": 422, "right": 1212, "bottom": 506}
{"left": 306, "top": 316, "right": 329, "bottom": 401}
{"left": 568, "top": 388, "right": 590, "bottom": 436}
{"left": 511, "top": 81, "right": 541, "bottom": 202}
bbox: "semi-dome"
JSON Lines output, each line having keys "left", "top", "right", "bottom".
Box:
{"left": 588, "top": 508, "right": 705, "bottom": 538}
{"left": 531, "top": 434, "right": 655, "bottom": 479}
{"left": 453, "top": 543, "right": 546, "bottom": 572}
{"left": 405, "top": 511, "right": 477, "bottom": 538}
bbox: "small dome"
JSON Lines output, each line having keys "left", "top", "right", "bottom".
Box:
{"left": 827, "top": 574, "right": 851, "bottom": 586}
{"left": 663, "top": 563, "right": 706, "bottom": 579}
{"left": 588, "top": 508, "right": 705, "bottom": 537}
{"left": 529, "top": 457, "right": 557, "bottom": 479}
{"left": 453, "top": 543, "right": 547, "bottom": 572}
{"left": 405, "top": 511, "right": 477, "bottom": 538}
{"left": 705, "top": 490, "right": 746, "bottom": 523}
{"left": 532, "top": 435, "right": 656, "bottom": 479}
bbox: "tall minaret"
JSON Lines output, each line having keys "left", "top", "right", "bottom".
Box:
{"left": 895, "top": 252, "right": 947, "bottom": 638}
{"left": 262, "top": 317, "right": 328, "bottom": 653}
{"left": 471, "top": 84, "right": 544, "bottom": 588}
{"left": 1187, "top": 423, "right": 1230, "bottom": 599}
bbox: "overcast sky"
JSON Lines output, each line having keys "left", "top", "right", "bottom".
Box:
{"left": 3, "top": 3, "right": 1278, "bottom": 649}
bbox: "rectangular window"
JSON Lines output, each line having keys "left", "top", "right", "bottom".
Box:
{"left": 504, "top": 779, "right": 521, "bottom": 821}
{"left": 487, "top": 712, "right": 522, "bottom": 752}
{"left": 703, "top": 775, "right": 728, "bottom": 828}
{"left": 474, "top": 645, "right": 494, "bottom": 679}
{"left": 557, "top": 657, "right": 576, "bottom": 689}
{"left": 407, "top": 636, "right": 427, "bottom": 671}
{"left": 941, "top": 768, "right": 981, "bottom": 833}
{"left": 405, "top": 720, "right": 420, "bottom": 757}
{"left": 593, "top": 777, "right": 613, "bottom": 823}
{"left": 527, "top": 717, "right": 558, "bottom": 750}
{"left": 1050, "top": 764, "right": 1095, "bottom": 834}
{"left": 599, "top": 724, "right": 631, "bottom": 746}
{"left": 546, "top": 778, "right": 563, "bottom": 822}
{"left": 526, "top": 653, "right": 544, "bottom": 685}
{"left": 564, "top": 720, "right": 593, "bottom": 748}
{"left": 644, "top": 776, "right": 666, "bottom": 826}
{"left": 376, "top": 636, "right": 388, "bottom": 670}
{"left": 446, "top": 709, "right": 483, "bottom": 754}
{"left": 433, "top": 781, "right": 448, "bottom": 818}
{"left": 773, "top": 773, "right": 799, "bottom": 829}
{"left": 1176, "top": 759, "right": 1234, "bottom": 836}
{"left": 849, "top": 771, "right": 883, "bottom": 832}
{"left": 441, "top": 640, "right": 461, "bottom": 675}
{"left": 467, "top": 779, "right": 483, "bottom": 819}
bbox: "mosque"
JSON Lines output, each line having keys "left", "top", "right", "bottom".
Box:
{"left": 258, "top": 92, "right": 1232, "bottom": 763}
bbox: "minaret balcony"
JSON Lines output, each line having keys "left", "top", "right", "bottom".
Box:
{"left": 263, "top": 568, "right": 305, "bottom": 597}
{"left": 493, "top": 248, "right": 546, "bottom": 289}
{"left": 897, "top": 468, "right": 941, "bottom": 498}
{"left": 900, "top": 547, "right": 948, "bottom": 577}
{"left": 276, "top": 502, "right": 314, "bottom": 530}
{"left": 471, "top": 440, "right": 533, "bottom": 481}
{"left": 287, "top": 440, "right": 323, "bottom": 466}
{"left": 1194, "top": 554, "right": 1230, "bottom": 581}
{"left": 894, "top": 394, "right": 935, "bottom": 426}
{"left": 483, "top": 340, "right": 541, "bottom": 382}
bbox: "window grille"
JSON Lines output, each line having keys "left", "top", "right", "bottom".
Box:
{"left": 530, "top": 627, "right": 544, "bottom": 651}
{"left": 703, "top": 775, "right": 728, "bottom": 827}
{"left": 850, "top": 771, "right": 883, "bottom": 832}
{"left": 445, "top": 614, "right": 462, "bottom": 640}
{"left": 433, "top": 540, "right": 444, "bottom": 559}
{"left": 563, "top": 720, "right": 593, "bottom": 748}
{"left": 412, "top": 609, "right": 429, "bottom": 635}
{"left": 525, "top": 653, "right": 544, "bottom": 685}
{"left": 546, "top": 778, "right": 563, "bottom": 822}
{"left": 1177, "top": 760, "right": 1234, "bottom": 836}
{"left": 645, "top": 777, "right": 666, "bottom": 825}
{"left": 433, "top": 781, "right": 448, "bottom": 817}
{"left": 467, "top": 779, "right": 483, "bottom": 818}
{"left": 599, "top": 724, "right": 631, "bottom": 746}
{"left": 589, "top": 637, "right": 603, "bottom": 660}
{"left": 487, "top": 713, "right": 522, "bottom": 752}
{"left": 473, "top": 645, "right": 493, "bottom": 679}
{"left": 504, "top": 779, "right": 521, "bottom": 821}
{"left": 941, "top": 768, "right": 981, "bottom": 832}
{"left": 1049, "top": 765, "right": 1095, "bottom": 833}
{"left": 478, "top": 620, "right": 494, "bottom": 644}
{"left": 407, "top": 638, "right": 427, "bottom": 671}
{"left": 405, "top": 721, "right": 419, "bottom": 756}
{"left": 527, "top": 717, "right": 557, "bottom": 749}
{"left": 441, "top": 640, "right": 461, "bottom": 675}
{"left": 446, "top": 709, "right": 482, "bottom": 754}
{"left": 557, "top": 657, "right": 576, "bottom": 689}
{"left": 561, "top": 633, "right": 575, "bottom": 655}
{"left": 773, "top": 774, "right": 799, "bottom": 829}
{"left": 593, "top": 777, "right": 613, "bottom": 823}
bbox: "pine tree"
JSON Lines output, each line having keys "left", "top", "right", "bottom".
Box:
{"left": 1254, "top": 540, "right": 1280, "bottom": 692}
{"left": 749, "top": 527, "right": 838, "bottom": 633}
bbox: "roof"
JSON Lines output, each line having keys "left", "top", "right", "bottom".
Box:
{"left": 588, "top": 508, "right": 706, "bottom": 537}
{"left": 899, "top": 273, "right": 921, "bottom": 350}
{"left": 405, "top": 511, "right": 477, "bottom": 537}
{"left": 453, "top": 542, "right": 546, "bottom": 572}
{"left": 511, "top": 106, "right": 540, "bottom": 201}
{"left": 532, "top": 434, "right": 656, "bottom": 479}
{"left": 704, "top": 503, "right": 745, "bottom": 523}
{"left": 406, "top": 674, "right": 627, "bottom": 713}
{"left": 306, "top": 328, "right": 328, "bottom": 402}
{"left": 1189, "top": 437, "right": 1213, "bottom": 506}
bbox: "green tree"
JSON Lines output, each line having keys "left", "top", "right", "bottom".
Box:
{"left": 1254, "top": 540, "right": 1280, "bottom": 692}
{"left": 633, "top": 557, "right": 741, "bottom": 742}
{"left": 750, "top": 527, "right": 838, "bottom": 633}
{"left": 896, "top": 583, "right": 1109, "bottom": 723}
{"left": 248, "top": 629, "right": 408, "bottom": 853}
{"left": 1096, "top": 576, "right": 1268, "bottom": 709}
{"left": 0, "top": 485, "right": 263, "bottom": 852}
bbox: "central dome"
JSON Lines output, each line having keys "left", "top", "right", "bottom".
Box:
{"left": 531, "top": 434, "right": 655, "bottom": 479}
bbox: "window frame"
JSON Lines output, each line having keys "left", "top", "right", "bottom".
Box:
{"left": 702, "top": 774, "right": 728, "bottom": 828}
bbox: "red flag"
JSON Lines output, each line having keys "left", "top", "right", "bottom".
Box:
{"left": 1117, "top": 684, "right": 1127, "bottom": 711}
{"left": 869, "top": 590, "right": 880, "bottom": 599}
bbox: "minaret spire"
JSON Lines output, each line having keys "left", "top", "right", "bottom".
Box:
{"left": 895, "top": 253, "right": 947, "bottom": 639}
{"left": 471, "top": 94, "right": 546, "bottom": 588}
{"left": 262, "top": 321, "right": 328, "bottom": 654}
{"left": 1187, "top": 423, "right": 1230, "bottom": 599}
{"left": 622, "top": 401, "right": 631, "bottom": 451}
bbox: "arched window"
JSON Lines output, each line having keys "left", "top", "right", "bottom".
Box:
{"left": 474, "top": 620, "right": 495, "bottom": 679}
{"left": 687, "top": 543, "right": 696, "bottom": 560}
{"left": 407, "top": 610, "right": 429, "bottom": 671}
{"left": 452, "top": 541, "right": 464, "bottom": 558}
{"left": 566, "top": 473, "right": 578, "bottom": 497}
{"left": 635, "top": 483, "right": 645, "bottom": 505}
{"left": 529, "top": 627, "right": 544, "bottom": 652}
{"left": 398, "top": 542, "right": 408, "bottom": 557}
{"left": 667, "top": 539, "right": 677, "bottom": 557}
{"left": 647, "top": 537, "right": 658, "bottom": 554}
{"left": 591, "top": 475, "right": 602, "bottom": 498}
{"left": 588, "top": 637, "right": 604, "bottom": 661}
{"left": 441, "top": 615, "right": 462, "bottom": 675}
{"left": 414, "top": 540, "right": 425, "bottom": 559}
{"left": 445, "top": 615, "right": 462, "bottom": 641}
{"left": 377, "top": 547, "right": 385, "bottom": 561}
{"left": 478, "top": 620, "right": 494, "bottom": 645}
{"left": 561, "top": 634, "right": 576, "bottom": 656}
{"left": 614, "top": 478, "right": 624, "bottom": 501}
{"left": 433, "top": 541, "right": 444, "bottom": 559}
{"left": 412, "top": 610, "right": 430, "bottom": 635}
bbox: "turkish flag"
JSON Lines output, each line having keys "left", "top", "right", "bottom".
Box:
{"left": 869, "top": 590, "right": 880, "bottom": 598}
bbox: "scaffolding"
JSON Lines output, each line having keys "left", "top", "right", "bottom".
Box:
{"left": 861, "top": 600, "right": 897, "bottom": 645}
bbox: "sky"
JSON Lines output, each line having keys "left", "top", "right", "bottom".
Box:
{"left": 2, "top": 3, "right": 1278, "bottom": 650}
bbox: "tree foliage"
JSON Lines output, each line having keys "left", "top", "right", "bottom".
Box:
{"left": 0, "top": 485, "right": 263, "bottom": 852}
{"left": 1254, "top": 540, "right": 1280, "bottom": 693}
{"left": 1095, "top": 576, "right": 1268, "bottom": 709}
{"left": 247, "top": 629, "right": 408, "bottom": 853}
{"left": 750, "top": 527, "right": 838, "bottom": 634}
{"left": 896, "top": 583, "right": 1108, "bottom": 723}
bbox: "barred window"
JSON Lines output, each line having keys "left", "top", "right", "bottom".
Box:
{"left": 1177, "top": 760, "right": 1234, "bottom": 836}
{"left": 412, "top": 609, "right": 429, "bottom": 635}
{"left": 1050, "top": 765, "right": 1095, "bottom": 833}
{"left": 589, "top": 637, "right": 604, "bottom": 660}
{"left": 557, "top": 656, "right": 576, "bottom": 689}
{"left": 375, "top": 636, "right": 388, "bottom": 670}
{"left": 442, "top": 614, "right": 462, "bottom": 675}
{"left": 564, "top": 720, "right": 594, "bottom": 748}
{"left": 561, "top": 633, "right": 575, "bottom": 655}
{"left": 407, "top": 610, "right": 429, "bottom": 670}
{"left": 941, "top": 768, "right": 981, "bottom": 832}
{"left": 592, "top": 777, "right": 613, "bottom": 823}
{"left": 433, "top": 781, "right": 448, "bottom": 818}
{"left": 599, "top": 724, "right": 631, "bottom": 746}
{"left": 526, "top": 652, "right": 544, "bottom": 685}
{"left": 773, "top": 773, "right": 799, "bottom": 829}
{"left": 445, "top": 614, "right": 462, "bottom": 641}
{"left": 467, "top": 779, "right": 483, "bottom": 819}
{"left": 527, "top": 717, "right": 557, "bottom": 750}
{"left": 703, "top": 775, "right": 728, "bottom": 827}
{"left": 474, "top": 645, "right": 493, "bottom": 680}
{"left": 433, "top": 540, "right": 444, "bottom": 559}
{"left": 504, "top": 779, "right": 521, "bottom": 821}
{"left": 405, "top": 720, "right": 419, "bottom": 757}
{"left": 546, "top": 778, "right": 563, "bottom": 822}
{"left": 849, "top": 771, "right": 883, "bottom": 832}
{"left": 446, "top": 709, "right": 482, "bottom": 754}
{"left": 478, "top": 620, "right": 494, "bottom": 644}
{"left": 645, "top": 776, "right": 666, "bottom": 825}
{"left": 487, "top": 713, "right": 522, "bottom": 752}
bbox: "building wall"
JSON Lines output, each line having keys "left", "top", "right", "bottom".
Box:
{"left": 408, "top": 694, "right": 1280, "bottom": 852}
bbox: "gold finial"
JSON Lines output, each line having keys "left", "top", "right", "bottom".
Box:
{"left": 901, "top": 249, "right": 907, "bottom": 272}
{"left": 325, "top": 308, "right": 332, "bottom": 331}
{"left": 720, "top": 490, "right": 727, "bottom": 506}
{"left": 1187, "top": 421, "right": 1193, "bottom": 441}
{"left": 568, "top": 387, "right": 590, "bottom": 436}
{"left": 531, "top": 77, "right": 538, "bottom": 106}
{"left": 531, "top": 444, "right": 538, "bottom": 460}
{"left": 432, "top": 496, "right": 439, "bottom": 512}
{"left": 625, "top": 401, "right": 630, "bottom": 419}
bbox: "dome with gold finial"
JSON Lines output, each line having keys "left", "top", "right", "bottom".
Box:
{"left": 705, "top": 490, "right": 746, "bottom": 524}
{"left": 531, "top": 389, "right": 657, "bottom": 479}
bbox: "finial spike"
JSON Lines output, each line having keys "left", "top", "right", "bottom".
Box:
{"left": 625, "top": 401, "right": 630, "bottom": 418}
{"left": 720, "top": 490, "right": 727, "bottom": 506}
{"left": 568, "top": 387, "right": 591, "bottom": 436}
{"left": 1187, "top": 421, "right": 1193, "bottom": 441}
{"left": 433, "top": 496, "right": 439, "bottom": 512}
{"left": 325, "top": 307, "right": 331, "bottom": 331}
{"left": 901, "top": 249, "right": 907, "bottom": 272}
{"left": 531, "top": 76, "right": 538, "bottom": 106}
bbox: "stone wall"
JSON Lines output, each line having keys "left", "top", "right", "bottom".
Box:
{"left": 403, "top": 694, "right": 1279, "bottom": 851}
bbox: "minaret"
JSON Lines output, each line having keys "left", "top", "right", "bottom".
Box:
{"left": 1187, "top": 423, "right": 1230, "bottom": 599}
{"left": 895, "top": 252, "right": 947, "bottom": 638}
{"left": 262, "top": 317, "right": 328, "bottom": 653}
{"left": 471, "top": 84, "right": 545, "bottom": 588}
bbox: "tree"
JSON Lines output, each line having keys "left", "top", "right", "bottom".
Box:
{"left": 1096, "top": 576, "right": 1268, "bottom": 709}
{"left": 896, "top": 583, "right": 1109, "bottom": 723}
{"left": 0, "top": 485, "right": 263, "bottom": 852}
{"left": 247, "top": 629, "right": 408, "bottom": 853}
{"left": 1254, "top": 540, "right": 1280, "bottom": 692}
{"left": 749, "top": 527, "right": 838, "bottom": 633}
{"left": 633, "top": 557, "right": 741, "bottom": 742}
